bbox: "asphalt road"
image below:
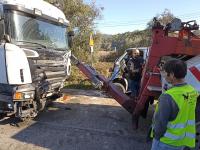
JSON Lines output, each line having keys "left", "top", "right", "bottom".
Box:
{"left": 0, "top": 89, "right": 153, "bottom": 150}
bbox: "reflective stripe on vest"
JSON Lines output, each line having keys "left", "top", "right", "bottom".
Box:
{"left": 167, "top": 120, "right": 195, "bottom": 129}
{"left": 164, "top": 132, "right": 195, "bottom": 140}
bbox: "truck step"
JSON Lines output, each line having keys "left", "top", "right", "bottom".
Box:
{"left": 40, "top": 66, "right": 65, "bottom": 72}
{"left": 50, "top": 82, "right": 62, "bottom": 89}
{"left": 45, "top": 71, "right": 66, "bottom": 78}
{"left": 46, "top": 77, "right": 65, "bottom": 84}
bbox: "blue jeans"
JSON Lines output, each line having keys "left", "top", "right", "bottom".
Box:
{"left": 151, "top": 139, "right": 185, "bottom": 150}
{"left": 128, "top": 79, "right": 140, "bottom": 97}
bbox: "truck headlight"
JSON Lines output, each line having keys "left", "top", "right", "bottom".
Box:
{"left": 13, "top": 92, "right": 34, "bottom": 100}
{"left": 13, "top": 92, "right": 24, "bottom": 100}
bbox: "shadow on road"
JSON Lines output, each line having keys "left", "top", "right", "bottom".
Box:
{"left": 3, "top": 101, "right": 152, "bottom": 150}
{"left": 61, "top": 88, "right": 110, "bottom": 98}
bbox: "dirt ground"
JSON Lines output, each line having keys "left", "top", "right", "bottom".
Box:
{"left": 0, "top": 89, "right": 153, "bottom": 150}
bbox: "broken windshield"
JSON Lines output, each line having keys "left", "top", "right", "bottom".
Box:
{"left": 6, "top": 11, "right": 68, "bottom": 50}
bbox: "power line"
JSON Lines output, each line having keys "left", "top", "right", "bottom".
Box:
{"left": 97, "top": 17, "right": 200, "bottom": 28}
{"left": 98, "top": 11, "right": 200, "bottom": 25}
{"left": 95, "top": 11, "right": 200, "bottom": 28}
{"left": 96, "top": 18, "right": 152, "bottom": 25}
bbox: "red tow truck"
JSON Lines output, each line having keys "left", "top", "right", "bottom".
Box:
{"left": 71, "top": 18, "right": 200, "bottom": 149}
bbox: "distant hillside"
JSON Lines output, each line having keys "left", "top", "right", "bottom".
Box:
{"left": 101, "top": 34, "right": 112, "bottom": 39}
{"left": 101, "top": 29, "right": 200, "bottom": 52}
{"left": 101, "top": 29, "right": 151, "bottom": 52}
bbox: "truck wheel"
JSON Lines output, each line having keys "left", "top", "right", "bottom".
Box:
{"left": 113, "top": 82, "right": 126, "bottom": 93}
{"left": 37, "top": 98, "right": 47, "bottom": 111}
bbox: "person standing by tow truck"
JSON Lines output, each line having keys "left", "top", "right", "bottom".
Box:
{"left": 151, "top": 59, "right": 199, "bottom": 150}
{"left": 126, "top": 49, "right": 144, "bottom": 97}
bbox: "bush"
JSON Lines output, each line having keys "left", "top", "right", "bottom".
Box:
{"left": 65, "top": 62, "right": 113, "bottom": 89}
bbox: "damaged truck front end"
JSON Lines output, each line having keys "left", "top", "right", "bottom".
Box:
{"left": 0, "top": 0, "right": 72, "bottom": 120}
{"left": 0, "top": 84, "right": 36, "bottom": 119}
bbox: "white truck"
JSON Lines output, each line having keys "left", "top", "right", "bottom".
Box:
{"left": 0, "top": 0, "right": 72, "bottom": 119}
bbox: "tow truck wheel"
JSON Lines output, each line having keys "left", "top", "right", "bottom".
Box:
{"left": 113, "top": 82, "right": 126, "bottom": 93}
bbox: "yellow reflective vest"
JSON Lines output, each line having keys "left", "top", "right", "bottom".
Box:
{"left": 152, "top": 84, "right": 199, "bottom": 148}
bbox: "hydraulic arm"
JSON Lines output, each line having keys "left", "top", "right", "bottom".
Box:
{"left": 71, "top": 55, "right": 136, "bottom": 114}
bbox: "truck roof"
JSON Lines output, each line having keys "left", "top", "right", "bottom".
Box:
{"left": 0, "top": 0, "right": 69, "bottom": 24}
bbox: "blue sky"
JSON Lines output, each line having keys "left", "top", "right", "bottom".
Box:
{"left": 84, "top": 0, "right": 200, "bottom": 34}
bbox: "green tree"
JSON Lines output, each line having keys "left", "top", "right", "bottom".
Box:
{"left": 147, "top": 9, "right": 175, "bottom": 29}
{"left": 46, "top": 0, "right": 102, "bottom": 62}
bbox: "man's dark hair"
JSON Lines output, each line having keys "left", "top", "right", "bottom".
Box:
{"left": 163, "top": 59, "right": 187, "bottom": 79}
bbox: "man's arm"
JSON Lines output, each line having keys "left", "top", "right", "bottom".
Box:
{"left": 153, "top": 94, "right": 179, "bottom": 140}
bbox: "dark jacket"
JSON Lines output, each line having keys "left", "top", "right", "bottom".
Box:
{"left": 127, "top": 56, "right": 144, "bottom": 81}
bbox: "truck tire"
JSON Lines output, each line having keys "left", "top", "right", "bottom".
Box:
{"left": 113, "top": 82, "right": 126, "bottom": 93}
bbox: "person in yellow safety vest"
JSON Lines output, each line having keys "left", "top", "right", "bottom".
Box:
{"left": 151, "top": 59, "right": 199, "bottom": 150}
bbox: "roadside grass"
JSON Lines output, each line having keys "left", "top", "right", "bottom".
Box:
{"left": 65, "top": 62, "right": 113, "bottom": 89}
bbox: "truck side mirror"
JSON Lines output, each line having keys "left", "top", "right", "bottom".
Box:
{"left": 68, "top": 31, "right": 74, "bottom": 48}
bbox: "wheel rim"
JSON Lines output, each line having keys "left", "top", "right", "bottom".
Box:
{"left": 113, "top": 83, "right": 126, "bottom": 93}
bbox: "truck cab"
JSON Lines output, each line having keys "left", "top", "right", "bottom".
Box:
{"left": 0, "top": 0, "right": 71, "bottom": 119}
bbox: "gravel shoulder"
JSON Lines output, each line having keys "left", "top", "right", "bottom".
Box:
{"left": 0, "top": 89, "right": 153, "bottom": 150}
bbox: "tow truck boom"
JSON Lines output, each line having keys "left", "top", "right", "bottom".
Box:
{"left": 71, "top": 55, "right": 136, "bottom": 114}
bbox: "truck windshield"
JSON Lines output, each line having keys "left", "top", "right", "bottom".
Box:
{"left": 6, "top": 12, "right": 68, "bottom": 50}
